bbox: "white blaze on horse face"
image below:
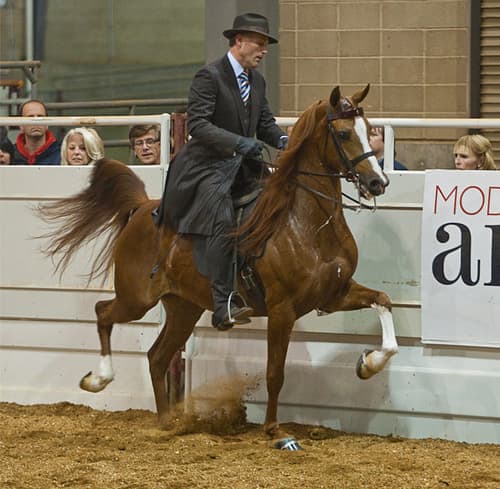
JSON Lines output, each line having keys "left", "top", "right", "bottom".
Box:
{"left": 354, "top": 117, "right": 389, "bottom": 185}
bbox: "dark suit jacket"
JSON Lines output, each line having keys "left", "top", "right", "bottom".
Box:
{"left": 160, "top": 54, "right": 285, "bottom": 235}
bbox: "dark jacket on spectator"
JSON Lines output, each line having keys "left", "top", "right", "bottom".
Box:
{"left": 378, "top": 157, "right": 407, "bottom": 171}
{"left": 13, "top": 131, "right": 61, "bottom": 165}
{"left": 0, "top": 137, "right": 15, "bottom": 161}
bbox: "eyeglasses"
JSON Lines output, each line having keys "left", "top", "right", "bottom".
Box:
{"left": 133, "top": 138, "right": 159, "bottom": 148}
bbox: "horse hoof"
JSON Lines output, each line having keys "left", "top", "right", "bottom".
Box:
{"left": 274, "top": 437, "right": 302, "bottom": 451}
{"left": 79, "top": 371, "right": 113, "bottom": 392}
{"left": 356, "top": 349, "right": 376, "bottom": 380}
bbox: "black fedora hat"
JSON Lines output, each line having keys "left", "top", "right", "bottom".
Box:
{"left": 223, "top": 12, "right": 279, "bottom": 44}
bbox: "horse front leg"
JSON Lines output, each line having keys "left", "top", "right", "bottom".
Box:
{"left": 356, "top": 303, "right": 398, "bottom": 379}
{"left": 335, "top": 280, "right": 399, "bottom": 379}
{"left": 264, "top": 308, "right": 296, "bottom": 439}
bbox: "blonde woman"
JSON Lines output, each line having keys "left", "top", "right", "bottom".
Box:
{"left": 454, "top": 134, "right": 497, "bottom": 170}
{"left": 61, "top": 127, "right": 104, "bottom": 165}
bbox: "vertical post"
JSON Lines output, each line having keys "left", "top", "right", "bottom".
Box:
{"left": 159, "top": 113, "right": 170, "bottom": 168}
{"left": 25, "top": 0, "right": 34, "bottom": 97}
{"left": 383, "top": 125, "right": 395, "bottom": 171}
{"left": 470, "top": 1, "right": 481, "bottom": 119}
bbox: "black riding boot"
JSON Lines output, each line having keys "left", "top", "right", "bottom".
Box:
{"left": 193, "top": 198, "right": 253, "bottom": 330}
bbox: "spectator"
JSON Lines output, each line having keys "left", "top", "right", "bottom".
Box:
{"left": 454, "top": 134, "right": 497, "bottom": 170}
{"left": 61, "top": 127, "right": 104, "bottom": 166}
{"left": 0, "top": 136, "right": 15, "bottom": 165}
{"left": 128, "top": 125, "right": 160, "bottom": 164}
{"left": 12, "top": 99, "right": 61, "bottom": 165}
{"left": 369, "top": 127, "right": 407, "bottom": 171}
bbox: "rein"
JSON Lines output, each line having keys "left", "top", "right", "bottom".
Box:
{"left": 301, "top": 104, "right": 377, "bottom": 210}
{"left": 261, "top": 161, "right": 376, "bottom": 211}
{"left": 262, "top": 104, "right": 378, "bottom": 210}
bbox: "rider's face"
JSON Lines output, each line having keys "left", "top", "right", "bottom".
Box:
{"left": 234, "top": 33, "right": 269, "bottom": 69}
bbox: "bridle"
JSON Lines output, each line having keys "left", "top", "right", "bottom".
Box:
{"left": 294, "top": 102, "right": 378, "bottom": 210}
{"left": 325, "top": 106, "right": 375, "bottom": 181}
{"left": 257, "top": 100, "right": 379, "bottom": 210}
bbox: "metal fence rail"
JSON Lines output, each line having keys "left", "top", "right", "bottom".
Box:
{"left": 3, "top": 114, "right": 500, "bottom": 170}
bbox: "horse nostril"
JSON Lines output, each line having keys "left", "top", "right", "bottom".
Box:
{"left": 368, "top": 177, "right": 385, "bottom": 196}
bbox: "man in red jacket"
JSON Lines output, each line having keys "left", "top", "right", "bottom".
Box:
{"left": 13, "top": 99, "right": 61, "bottom": 165}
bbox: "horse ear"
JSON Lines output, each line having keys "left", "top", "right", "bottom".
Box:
{"left": 351, "top": 84, "right": 370, "bottom": 105}
{"left": 329, "top": 86, "right": 341, "bottom": 108}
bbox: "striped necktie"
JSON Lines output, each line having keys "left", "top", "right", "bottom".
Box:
{"left": 238, "top": 71, "right": 250, "bottom": 105}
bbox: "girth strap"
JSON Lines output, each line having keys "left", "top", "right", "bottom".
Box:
{"left": 232, "top": 186, "right": 262, "bottom": 209}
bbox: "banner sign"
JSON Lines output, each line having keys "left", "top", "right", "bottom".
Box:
{"left": 421, "top": 170, "right": 500, "bottom": 348}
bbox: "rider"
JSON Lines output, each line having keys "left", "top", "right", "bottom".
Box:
{"left": 157, "top": 12, "right": 288, "bottom": 331}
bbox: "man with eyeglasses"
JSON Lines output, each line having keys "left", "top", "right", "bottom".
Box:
{"left": 156, "top": 13, "right": 287, "bottom": 331}
{"left": 128, "top": 125, "right": 160, "bottom": 164}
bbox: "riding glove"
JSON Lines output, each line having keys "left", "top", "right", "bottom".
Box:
{"left": 235, "top": 136, "right": 264, "bottom": 158}
{"left": 277, "top": 135, "right": 289, "bottom": 150}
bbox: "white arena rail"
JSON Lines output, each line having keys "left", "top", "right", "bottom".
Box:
{"left": 1, "top": 116, "right": 499, "bottom": 444}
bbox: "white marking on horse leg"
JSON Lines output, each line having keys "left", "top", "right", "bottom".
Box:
{"left": 98, "top": 355, "right": 114, "bottom": 380}
{"left": 372, "top": 304, "right": 398, "bottom": 354}
{"left": 358, "top": 304, "right": 398, "bottom": 377}
{"left": 79, "top": 355, "right": 115, "bottom": 393}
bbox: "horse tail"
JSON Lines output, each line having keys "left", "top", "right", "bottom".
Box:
{"left": 37, "top": 158, "right": 150, "bottom": 282}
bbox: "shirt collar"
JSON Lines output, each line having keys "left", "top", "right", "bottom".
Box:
{"left": 227, "top": 51, "right": 245, "bottom": 78}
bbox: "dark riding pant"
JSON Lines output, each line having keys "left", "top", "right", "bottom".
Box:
{"left": 193, "top": 194, "right": 237, "bottom": 326}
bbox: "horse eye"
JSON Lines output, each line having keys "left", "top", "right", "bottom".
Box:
{"left": 337, "top": 130, "right": 350, "bottom": 140}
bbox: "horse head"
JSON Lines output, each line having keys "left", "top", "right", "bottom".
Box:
{"left": 326, "top": 84, "right": 389, "bottom": 198}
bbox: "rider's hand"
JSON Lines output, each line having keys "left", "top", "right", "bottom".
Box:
{"left": 277, "top": 135, "right": 289, "bottom": 150}
{"left": 235, "top": 136, "right": 264, "bottom": 158}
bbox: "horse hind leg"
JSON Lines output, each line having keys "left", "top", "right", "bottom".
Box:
{"left": 335, "top": 280, "right": 399, "bottom": 380}
{"left": 148, "top": 296, "right": 203, "bottom": 424}
{"left": 80, "top": 297, "right": 151, "bottom": 392}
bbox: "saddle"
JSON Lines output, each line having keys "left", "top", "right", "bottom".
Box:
{"left": 230, "top": 159, "right": 270, "bottom": 314}
{"left": 150, "top": 157, "right": 270, "bottom": 314}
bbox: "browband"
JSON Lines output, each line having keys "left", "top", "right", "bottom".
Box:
{"left": 327, "top": 107, "right": 364, "bottom": 121}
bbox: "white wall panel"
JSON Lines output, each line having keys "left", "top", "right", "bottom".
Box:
{"left": 0, "top": 165, "right": 163, "bottom": 413}
{"left": 186, "top": 172, "right": 500, "bottom": 444}
{"left": 2, "top": 167, "right": 500, "bottom": 444}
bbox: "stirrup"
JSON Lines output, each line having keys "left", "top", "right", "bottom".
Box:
{"left": 227, "top": 291, "right": 250, "bottom": 323}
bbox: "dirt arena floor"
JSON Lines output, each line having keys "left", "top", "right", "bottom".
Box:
{"left": 1, "top": 379, "right": 499, "bottom": 489}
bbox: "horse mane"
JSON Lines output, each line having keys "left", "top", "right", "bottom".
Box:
{"left": 238, "top": 99, "right": 327, "bottom": 255}
{"left": 36, "top": 159, "right": 149, "bottom": 283}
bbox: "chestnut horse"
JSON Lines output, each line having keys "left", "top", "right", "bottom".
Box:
{"left": 38, "top": 84, "right": 398, "bottom": 439}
